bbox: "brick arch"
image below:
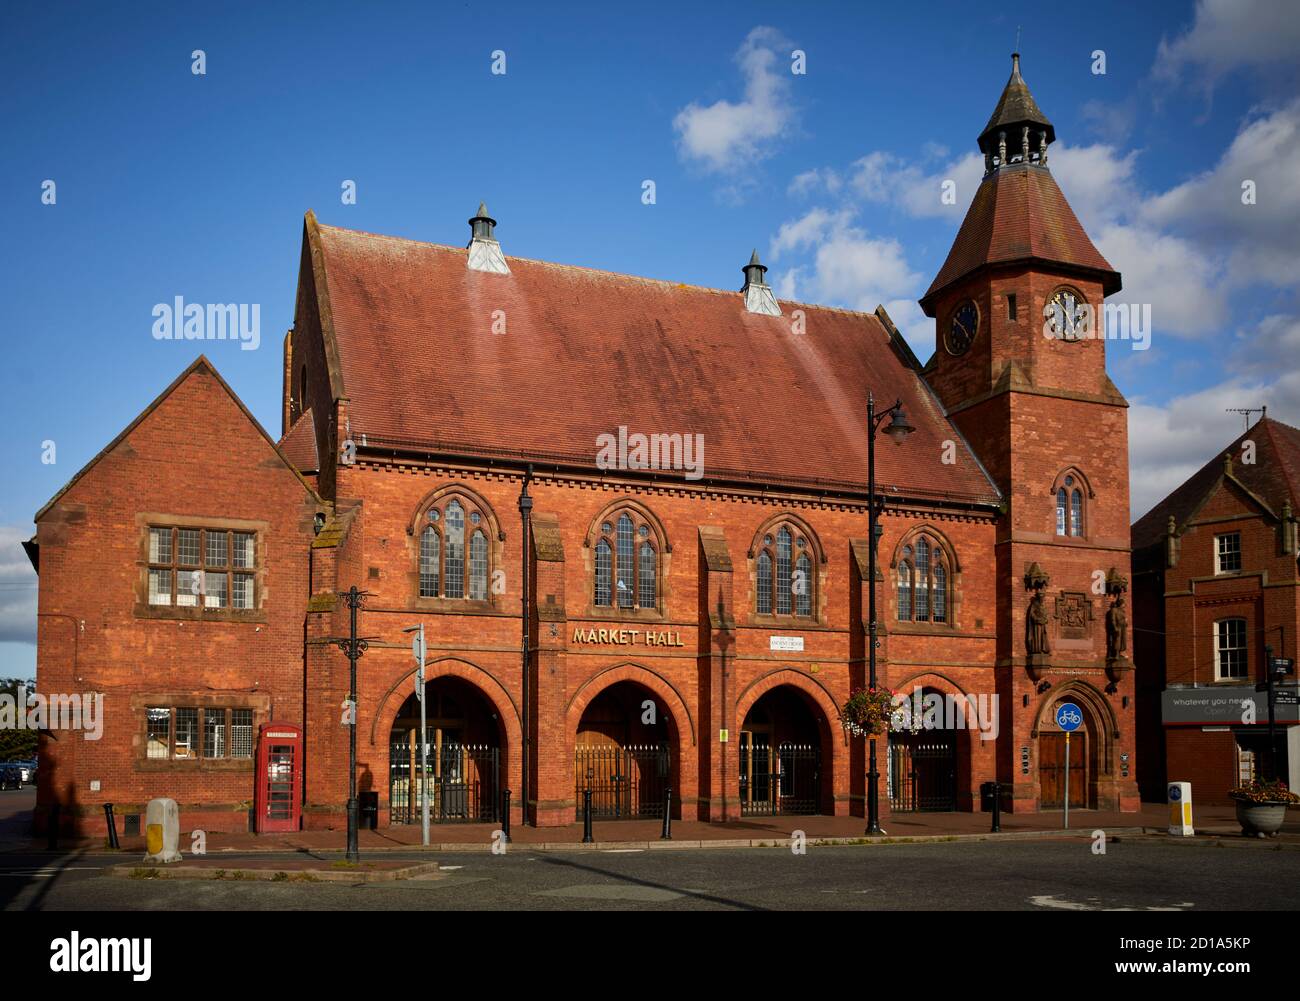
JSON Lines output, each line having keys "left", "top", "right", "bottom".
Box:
{"left": 735, "top": 668, "right": 845, "bottom": 747}
{"left": 369, "top": 655, "right": 522, "bottom": 754}
{"left": 891, "top": 669, "right": 973, "bottom": 701}
{"left": 1031, "top": 679, "right": 1117, "bottom": 738}
{"left": 747, "top": 510, "right": 826, "bottom": 565}
{"left": 890, "top": 523, "right": 962, "bottom": 573}
{"left": 567, "top": 662, "right": 695, "bottom": 746}
{"left": 404, "top": 481, "right": 506, "bottom": 542}
{"left": 583, "top": 497, "right": 672, "bottom": 554}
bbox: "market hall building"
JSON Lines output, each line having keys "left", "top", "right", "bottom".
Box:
{"left": 28, "top": 55, "right": 1140, "bottom": 838}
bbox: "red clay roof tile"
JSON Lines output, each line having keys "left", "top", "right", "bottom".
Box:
{"left": 312, "top": 222, "right": 1000, "bottom": 505}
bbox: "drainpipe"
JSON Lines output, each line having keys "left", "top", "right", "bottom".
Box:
{"left": 519, "top": 465, "right": 534, "bottom": 825}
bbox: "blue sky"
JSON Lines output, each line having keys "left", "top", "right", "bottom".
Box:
{"left": 2, "top": 0, "right": 1298, "bottom": 679}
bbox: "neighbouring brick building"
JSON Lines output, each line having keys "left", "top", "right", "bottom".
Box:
{"left": 30, "top": 54, "right": 1140, "bottom": 838}
{"left": 1132, "top": 417, "right": 1300, "bottom": 805}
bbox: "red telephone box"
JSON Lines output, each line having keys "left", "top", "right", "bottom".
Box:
{"left": 255, "top": 722, "right": 302, "bottom": 833}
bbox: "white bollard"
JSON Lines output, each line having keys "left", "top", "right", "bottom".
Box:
{"left": 143, "top": 797, "right": 183, "bottom": 863}
{"left": 1167, "top": 782, "right": 1194, "bottom": 836}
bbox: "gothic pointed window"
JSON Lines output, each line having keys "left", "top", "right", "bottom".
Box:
{"left": 638, "top": 542, "right": 656, "bottom": 609}
{"left": 753, "top": 521, "right": 816, "bottom": 619}
{"left": 795, "top": 553, "right": 812, "bottom": 616}
{"left": 595, "top": 539, "right": 613, "bottom": 606}
{"left": 419, "top": 526, "right": 441, "bottom": 598}
{"left": 592, "top": 509, "right": 661, "bottom": 612}
{"left": 1053, "top": 472, "right": 1088, "bottom": 538}
{"left": 915, "top": 537, "right": 930, "bottom": 620}
{"left": 897, "top": 558, "right": 913, "bottom": 620}
{"left": 775, "top": 528, "right": 793, "bottom": 615}
{"left": 896, "top": 534, "right": 952, "bottom": 624}
{"left": 469, "top": 530, "right": 488, "bottom": 599}
{"left": 416, "top": 493, "right": 494, "bottom": 602}
{"left": 757, "top": 552, "right": 773, "bottom": 614}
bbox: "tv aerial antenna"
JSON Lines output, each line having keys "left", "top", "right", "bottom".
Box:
{"left": 1225, "top": 406, "right": 1266, "bottom": 432}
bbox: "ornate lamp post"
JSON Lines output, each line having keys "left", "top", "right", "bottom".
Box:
{"left": 866, "top": 392, "right": 914, "bottom": 834}
{"left": 333, "top": 586, "right": 374, "bottom": 863}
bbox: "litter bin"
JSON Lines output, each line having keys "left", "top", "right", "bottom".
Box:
{"left": 980, "top": 781, "right": 1010, "bottom": 812}
{"left": 359, "top": 791, "right": 379, "bottom": 831}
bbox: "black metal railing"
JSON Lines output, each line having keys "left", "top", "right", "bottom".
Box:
{"left": 389, "top": 740, "right": 500, "bottom": 824}
{"left": 740, "top": 742, "right": 820, "bottom": 816}
{"left": 574, "top": 743, "right": 670, "bottom": 820}
{"left": 888, "top": 738, "right": 957, "bottom": 812}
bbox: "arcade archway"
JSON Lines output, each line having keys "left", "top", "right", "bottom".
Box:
{"left": 388, "top": 676, "right": 504, "bottom": 824}
{"left": 574, "top": 679, "right": 678, "bottom": 820}
{"left": 739, "top": 685, "right": 829, "bottom": 816}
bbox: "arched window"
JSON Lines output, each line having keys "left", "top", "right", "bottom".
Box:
{"left": 753, "top": 521, "right": 815, "bottom": 618}
{"left": 896, "top": 533, "right": 951, "bottom": 624}
{"left": 1054, "top": 473, "right": 1086, "bottom": 537}
{"left": 417, "top": 494, "right": 493, "bottom": 601}
{"left": 592, "top": 510, "right": 660, "bottom": 611}
{"left": 757, "top": 552, "right": 773, "bottom": 614}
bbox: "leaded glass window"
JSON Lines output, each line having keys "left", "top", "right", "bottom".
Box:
{"left": 592, "top": 510, "right": 659, "bottom": 611}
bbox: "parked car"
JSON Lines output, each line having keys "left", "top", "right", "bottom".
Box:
{"left": 16, "top": 762, "right": 33, "bottom": 783}
{"left": 0, "top": 764, "right": 22, "bottom": 790}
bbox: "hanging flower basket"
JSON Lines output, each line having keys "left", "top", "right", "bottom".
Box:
{"left": 842, "top": 686, "right": 898, "bottom": 739}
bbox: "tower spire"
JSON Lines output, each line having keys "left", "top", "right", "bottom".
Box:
{"left": 978, "top": 52, "right": 1054, "bottom": 173}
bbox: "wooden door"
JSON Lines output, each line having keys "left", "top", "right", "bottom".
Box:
{"left": 1039, "top": 732, "right": 1086, "bottom": 808}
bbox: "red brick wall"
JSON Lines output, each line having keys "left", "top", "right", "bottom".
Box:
{"left": 34, "top": 362, "right": 323, "bottom": 836}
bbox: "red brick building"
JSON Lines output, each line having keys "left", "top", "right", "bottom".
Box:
{"left": 1132, "top": 417, "right": 1300, "bottom": 805}
{"left": 30, "top": 54, "right": 1140, "bottom": 837}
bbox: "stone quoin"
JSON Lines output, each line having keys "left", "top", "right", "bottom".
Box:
{"left": 28, "top": 53, "right": 1139, "bottom": 838}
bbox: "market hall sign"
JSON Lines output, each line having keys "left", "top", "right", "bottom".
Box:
{"left": 572, "top": 627, "right": 685, "bottom": 647}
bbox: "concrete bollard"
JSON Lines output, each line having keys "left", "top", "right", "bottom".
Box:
{"left": 143, "top": 797, "right": 183, "bottom": 863}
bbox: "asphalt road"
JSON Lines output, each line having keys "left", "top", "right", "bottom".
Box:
{"left": 2, "top": 837, "right": 1296, "bottom": 910}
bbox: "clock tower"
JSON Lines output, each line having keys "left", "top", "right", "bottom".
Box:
{"left": 919, "top": 53, "right": 1138, "bottom": 811}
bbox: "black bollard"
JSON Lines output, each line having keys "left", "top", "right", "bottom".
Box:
{"left": 990, "top": 782, "right": 1002, "bottom": 833}
{"left": 660, "top": 787, "right": 672, "bottom": 840}
{"left": 47, "top": 802, "right": 60, "bottom": 850}
{"left": 581, "top": 790, "right": 594, "bottom": 844}
{"left": 500, "top": 789, "right": 512, "bottom": 843}
{"left": 104, "top": 803, "right": 120, "bottom": 849}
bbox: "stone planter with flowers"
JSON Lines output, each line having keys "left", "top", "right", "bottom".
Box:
{"left": 1229, "top": 778, "right": 1299, "bottom": 838}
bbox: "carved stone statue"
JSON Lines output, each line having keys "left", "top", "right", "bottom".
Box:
{"left": 1026, "top": 591, "right": 1051, "bottom": 657}
{"left": 1106, "top": 594, "right": 1128, "bottom": 661}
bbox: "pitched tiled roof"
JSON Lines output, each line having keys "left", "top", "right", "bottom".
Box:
{"left": 308, "top": 218, "right": 1000, "bottom": 506}
{"left": 1132, "top": 417, "right": 1300, "bottom": 550}
{"left": 920, "top": 163, "right": 1121, "bottom": 312}
{"left": 279, "top": 408, "right": 320, "bottom": 475}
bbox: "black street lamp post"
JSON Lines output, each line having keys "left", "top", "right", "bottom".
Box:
{"left": 866, "top": 392, "right": 915, "bottom": 835}
{"left": 334, "top": 586, "right": 373, "bottom": 863}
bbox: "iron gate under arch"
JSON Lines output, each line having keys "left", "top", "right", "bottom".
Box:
{"left": 888, "top": 733, "right": 957, "bottom": 812}
{"left": 574, "top": 743, "right": 670, "bottom": 820}
{"left": 740, "top": 741, "right": 821, "bottom": 816}
{"left": 389, "top": 737, "right": 499, "bottom": 824}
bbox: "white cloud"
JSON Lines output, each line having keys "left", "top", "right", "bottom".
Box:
{"left": 1140, "top": 97, "right": 1300, "bottom": 288}
{"left": 1154, "top": 0, "right": 1300, "bottom": 90}
{"left": 673, "top": 26, "right": 796, "bottom": 174}
{"left": 787, "top": 167, "right": 842, "bottom": 198}
{"left": 848, "top": 151, "right": 985, "bottom": 219}
{"left": 0, "top": 524, "right": 37, "bottom": 646}
{"left": 767, "top": 206, "right": 929, "bottom": 353}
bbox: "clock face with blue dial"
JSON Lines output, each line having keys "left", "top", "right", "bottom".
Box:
{"left": 946, "top": 300, "right": 979, "bottom": 356}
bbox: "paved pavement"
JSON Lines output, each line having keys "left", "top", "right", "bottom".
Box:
{"left": 2, "top": 837, "right": 1297, "bottom": 910}
{"left": 5, "top": 786, "right": 1295, "bottom": 853}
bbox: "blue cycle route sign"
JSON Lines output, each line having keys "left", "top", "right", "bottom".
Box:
{"left": 1056, "top": 702, "right": 1083, "bottom": 732}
